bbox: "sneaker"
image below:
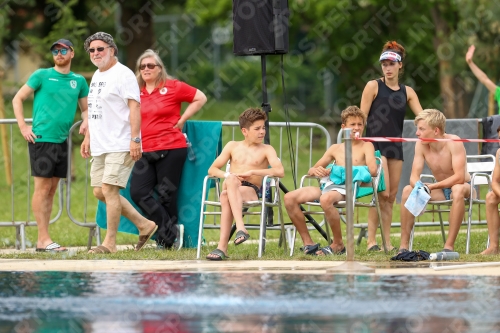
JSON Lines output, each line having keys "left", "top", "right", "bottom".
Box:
{"left": 172, "top": 224, "right": 184, "bottom": 251}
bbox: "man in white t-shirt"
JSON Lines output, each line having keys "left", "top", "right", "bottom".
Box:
{"left": 81, "top": 32, "right": 157, "bottom": 254}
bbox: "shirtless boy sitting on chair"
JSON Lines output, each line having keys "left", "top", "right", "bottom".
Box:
{"left": 399, "top": 109, "right": 471, "bottom": 253}
{"left": 206, "top": 108, "right": 284, "bottom": 260}
{"left": 283, "top": 106, "right": 377, "bottom": 255}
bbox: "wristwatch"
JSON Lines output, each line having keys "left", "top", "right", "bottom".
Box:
{"left": 131, "top": 137, "right": 141, "bottom": 143}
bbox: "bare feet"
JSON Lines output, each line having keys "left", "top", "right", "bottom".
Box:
{"left": 480, "top": 247, "right": 499, "bottom": 255}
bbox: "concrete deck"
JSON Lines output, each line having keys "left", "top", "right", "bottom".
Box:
{"left": 1, "top": 258, "right": 500, "bottom": 276}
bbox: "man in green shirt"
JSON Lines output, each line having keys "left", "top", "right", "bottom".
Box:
{"left": 466, "top": 45, "right": 500, "bottom": 111}
{"left": 12, "top": 38, "right": 89, "bottom": 252}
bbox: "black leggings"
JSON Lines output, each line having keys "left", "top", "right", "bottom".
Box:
{"left": 130, "top": 148, "right": 187, "bottom": 248}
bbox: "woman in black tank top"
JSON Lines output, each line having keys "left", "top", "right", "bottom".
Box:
{"left": 360, "top": 41, "right": 423, "bottom": 252}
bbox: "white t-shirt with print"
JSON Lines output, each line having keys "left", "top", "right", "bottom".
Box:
{"left": 88, "top": 62, "right": 140, "bottom": 156}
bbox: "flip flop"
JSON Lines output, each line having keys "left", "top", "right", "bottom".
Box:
{"left": 206, "top": 248, "right": 229, "bottom": 261}
{"left": 367, "top": 245, "right": 381, "bottom": 251}
{"left": 234, "top": 230, "right": 250, "bottom": 246}
{"left": 316, "top": 246, "right": 346, "bottom": 256}
{"left": 135, "top": 225, "right": 158, "bottom": 251}
{"left": 88, "top": 245, "right": 111, "bottom": 254}
{"left": 35, "top": 242, "right": 68, "bottom": 252}
{"left": 442, "top": 248, "right": 453, "bottom": 252}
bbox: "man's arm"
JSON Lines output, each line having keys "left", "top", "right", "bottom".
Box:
{"left": 466, "top": 45, "right": 498, "bottom": 94}
{"left": 12, "top": 84, "right": 37, "bottom": 143}
{"left": 429, "top": 142, "right": 467, "bottom": 190}
{"left": 128, "top": 99, "right": 141, "bottom": 161}
{"left": 363, "top": 142, "right": 377, "bottom": 176}
{"left": 78, "top": 97, "right": 88, "bottom": 135}
{"left": 409, "top": 142, "right": 426, "bottom": 187}
{"left": 406, "top": 86, "right": 423, "bottom": 116}
{"left": 491, "top": 150, "right": 500, "bottom": 197}
{"left": 208, "top": 142, "right": 234, "bottom": 178}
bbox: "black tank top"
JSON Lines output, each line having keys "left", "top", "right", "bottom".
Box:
{"left": 365, "top": 79, "right": 407, "bottom": 138}
{"left": 365, "top": 79, "right": 408, "bottom": 160}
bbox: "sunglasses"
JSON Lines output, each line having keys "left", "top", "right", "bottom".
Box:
{"left": 140, "top": 63, "right": 161, "bottom": 70}
{"left": 88, "top": 46, "right": 111, "bottom": 53}
{"left": 51, "top": 48, "right": 69, "bottom": 56}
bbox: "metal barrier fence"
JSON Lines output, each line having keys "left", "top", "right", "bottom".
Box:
{"left": 1, "top": 119, "right": 331, "bottom": 251}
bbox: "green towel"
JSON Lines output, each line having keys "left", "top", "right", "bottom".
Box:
{"left": 96, "top": 120, "right": 222, "bottom": 248}
{"left": 356, "top": 150, "right": 386, "bottom": 198}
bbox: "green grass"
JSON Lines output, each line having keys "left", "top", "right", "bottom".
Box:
{"left": 0, "top": 99, "right": 497, "bottom": 262}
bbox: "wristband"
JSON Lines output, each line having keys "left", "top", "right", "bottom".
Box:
{"left": 224, "top": 172, "right": 230, "bottom": 178}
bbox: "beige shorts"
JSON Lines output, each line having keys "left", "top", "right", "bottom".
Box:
{"left": 90, "top": 152, "right": 134, "bottom": 188}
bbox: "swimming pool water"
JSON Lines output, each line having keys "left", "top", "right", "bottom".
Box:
{"left": 0, "top": 271, "right": 498, "bottom": 332}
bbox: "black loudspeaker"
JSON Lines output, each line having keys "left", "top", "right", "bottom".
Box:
{"left": 233, "top": 0, "right": 289, "bottom": 56}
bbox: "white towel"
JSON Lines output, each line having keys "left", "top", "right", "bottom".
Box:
{"left": 404, "top": 180, "right": 431, "bottom": 217}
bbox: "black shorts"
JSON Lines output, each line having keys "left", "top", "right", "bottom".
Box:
{"left": 28, "top": 141, "right": 68, "bottom": 178}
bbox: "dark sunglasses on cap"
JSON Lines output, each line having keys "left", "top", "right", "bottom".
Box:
{"left": 140, "top": 63, "right": 161, "bottom": 70}
{"left": 51, "top": 48, "right": 69, "bottom": 56}
{"left": 88, "top": 46, "right": 111, "bottom": 53}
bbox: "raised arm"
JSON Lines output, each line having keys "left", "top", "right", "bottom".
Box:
{"left": 12, "top": 84, "right": 36, "bottom": 143}
{"left": 208, "top": 142, "right": 234, "bottom": 178}
{"left": 360, "top": 80, "right": 378, "bottom": 119}
{"left": 409, "top": 142, "right": 426, "bottom": 187}
{"left": 466, "top": 45, "right": 498, "bottom": 94}
{"left": 406, "top": 86, "right": 423, "bottom": 116}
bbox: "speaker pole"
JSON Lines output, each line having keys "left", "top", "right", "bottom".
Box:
{"left": 261, "top": 55, "right": 271, "bottom": 145}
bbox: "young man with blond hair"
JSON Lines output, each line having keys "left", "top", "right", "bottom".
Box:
{"left": 206, "top": 108, "right": 284, "bottom": 260}
{"left": 399, "top": 109, "right": 471, "bottom": 253}
{"left": 284, "top": 106, "right": 377, "bottom": 255}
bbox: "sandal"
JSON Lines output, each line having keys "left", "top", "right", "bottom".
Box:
{"left": 88, "top": 245, "right": 112, "bottom": 254}
{"left": 234, "top": 230, "right": 250, "bottom": 246}
{"left": 316, "top": 246, "right": 346, "bottom": 256}
{"left": 206, "top": 248, "right": 229, "bottom": 261}
{"left": 300, "top": 243, "right": 320, "bottom": 255}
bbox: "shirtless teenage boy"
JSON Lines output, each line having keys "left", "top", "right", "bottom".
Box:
{"left": 400, "top": 109, "right": 471, "bottom": 252}
{"left": 206, "top": 108, "right": 284, "bottom": 260}
{"left": 283, "top": 106, "right": 377, "bottom": 255}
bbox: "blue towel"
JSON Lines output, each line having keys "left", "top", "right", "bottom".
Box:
{"left": 96, "top": 120, "right": 222, "bottom": 248}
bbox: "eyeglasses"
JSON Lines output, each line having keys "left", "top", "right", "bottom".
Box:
{"left": 140, "top": 63, "right": 161, "bottom": 70}
{"left": 51, "top": 48, "right": 69, "bottom": 56}
{"left": 88, "top": 46, "right": 111, "bottom": 53}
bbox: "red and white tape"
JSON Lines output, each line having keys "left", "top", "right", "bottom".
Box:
{"left": 357, "top": 137, "right": 500, "bottom": 143}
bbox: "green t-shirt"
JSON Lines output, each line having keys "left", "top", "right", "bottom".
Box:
{"left": 495, "top": 86, "right": 500, "bottom": 113}
{"left": 27, "top": 68, "right": 89, "bottom": 143}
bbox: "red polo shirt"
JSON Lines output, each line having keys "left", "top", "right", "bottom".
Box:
{"left": 140, "top": 79, "right": 197, "bottom": 152}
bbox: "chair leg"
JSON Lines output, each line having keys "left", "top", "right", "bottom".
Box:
{"left": 356, "top": 228, "right": 367, "bottom": 246}
{"left": 87, "top": 227, "right": 94, "bottom": 250}
{"left": 373, "top": 190, "right": 387, "bottom": 253}
{"left": 15, "top": 226, "right": 21, "bottom": 250}
{"left": 96, "top": 226, "right": 102, "bottom": 246}
{"left": 278, "top": 199, "right": 287, "bottom": 255}
{"left": 258, "top": 198, "right": 268, "bottom": 257}
{"left": 466, "top": 203, "right": 473, "bottom": 254}
{"left": 288, "top": 227, "right": 297, "bottom": 256}
{"left": 438, "top": 208, "right": 446, "bottom": 245}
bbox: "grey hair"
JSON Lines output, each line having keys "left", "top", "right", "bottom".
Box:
{"left": 135, "top": 49, "right": 173, "bottom": 88}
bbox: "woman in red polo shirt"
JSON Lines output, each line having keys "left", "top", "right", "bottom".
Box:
{"left": 130, "top": 49, "right": 207, "bottom": 250}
